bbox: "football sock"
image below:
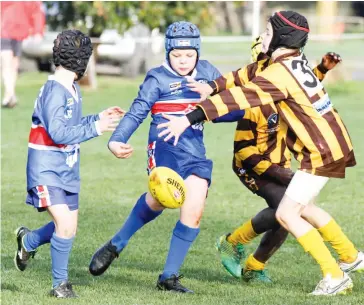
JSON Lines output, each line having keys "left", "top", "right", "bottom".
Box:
{"left": 297, "top": 228, "right": 343, "bottom": 279}
{"left": 318, "top": 219, "right": 358, "bottom": 263}
{"left": 251, "top": 207, "right": 280, "bottom": 234}
{"left": 228, "top": 219, "right": 259, "bottom": 245}
{"left": 23, "top": 221, "right": 55, "bottom": 251}
{"left": 111, "top": 193, "right": 162, "bottom": 252}
{"left": 51, "top": 233, "right": 74, "bottom": 288}
{"left": 160, "top": 220, "right": 200, "bottom": 281}
{"left": 253, "top": 226, "right": 288, "bottom": 263}
{"left": 244, "top": 254, "right": 265, "bottom": 272}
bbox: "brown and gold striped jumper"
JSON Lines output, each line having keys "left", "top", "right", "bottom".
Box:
{"left": 200, "top": 52, "right": 355, "bottom": 178}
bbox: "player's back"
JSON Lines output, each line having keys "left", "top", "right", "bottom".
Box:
{"left": 268, "top": 53, "right": 355, "bottom": 176}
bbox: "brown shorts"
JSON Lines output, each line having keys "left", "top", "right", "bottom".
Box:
{"left": 232, "top": 159, "right": 287, "bottom": 208}
{"left": 232, "top": 159, "right": 270, "bottom": 193}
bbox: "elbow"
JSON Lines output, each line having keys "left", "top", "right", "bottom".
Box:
{"left": 49, "top": 131, "right": 63, "bottom": 145}
{"left": 49, "top": 129, "right": 69, "bottom": 145}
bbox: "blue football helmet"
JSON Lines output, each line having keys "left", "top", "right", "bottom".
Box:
{"left": 165, "top": 21, "right": 201, "bottom": 60}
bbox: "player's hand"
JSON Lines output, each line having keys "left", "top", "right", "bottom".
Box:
{"left": 98, "top": 115, "right": 120, "bottom": 133}
{"left": 157, "top": 114, "right": 191, "bottom": 146}
{"left": 251, "top": 35, "right": 263, "bottom": 62}
{"left": 100, "top": 106, "right": 125, "bottom": 119}
{"left": 321, "top": 52, "right": 342, "bottom": 71}
{"left": 108, "top": 141, "right": 134, "bottom": 159}
{"left": 186, "top": 76, "right": 214, "bottom": 101}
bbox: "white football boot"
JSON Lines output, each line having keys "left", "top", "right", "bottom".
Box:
{"left": 339, "top": 251, "right": 364, "bottom": 274}
{"left": 310, "top": 273, "right": 353, "bottom": 296}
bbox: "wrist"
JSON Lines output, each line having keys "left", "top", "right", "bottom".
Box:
{"left": 186, "top": 107, "right": 207, "bottom": 125}
{"left": 94, "top": 121, "right": 103, "bottom": 136}
{"left": 317, "top": 63, "right": 329, "bottom": 74}
{"left": 207, "top": 80, "right": 218, "bottom": 95}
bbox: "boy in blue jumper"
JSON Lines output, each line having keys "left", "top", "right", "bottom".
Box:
{"left": 89, "top": 21, "right": 243, "bottom": 293}
{"left": 14, "top": 29, "right": 124, "bottom": 298}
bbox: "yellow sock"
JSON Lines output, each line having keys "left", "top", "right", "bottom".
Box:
{"left": 318, "top": 219, "right": 358, "bottom": 263}
{"left": 244, "top": 254, "right": 265, "bottom": 272}
{"left": 297, "top": 228, "right": 343, "bottom": 279}
{"left": 227, "top": 219, "right": 259, "bottom": 246}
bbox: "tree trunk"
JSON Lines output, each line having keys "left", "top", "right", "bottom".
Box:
{"left": 225, "top": 2, "right": 242, "bottom": 34}
{"left": 213, "top": 2, "right": 228, "bottom": 32}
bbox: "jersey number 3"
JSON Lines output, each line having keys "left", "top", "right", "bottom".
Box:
{"left": 288, "top": 57, "right": 323, "bottom": 97}
{"left": 291, "top": 60, "right": 318, "bottom": 88}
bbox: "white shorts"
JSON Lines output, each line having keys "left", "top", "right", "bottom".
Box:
{"left": 285, "top": 170, "right": 329, "bottom": 206}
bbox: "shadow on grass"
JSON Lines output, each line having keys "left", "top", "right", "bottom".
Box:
{"left": 82, "top": 257, "right": 307, "bottom": 293}
{"left": 1, "top": 282, "right": 20, "bottom": 292}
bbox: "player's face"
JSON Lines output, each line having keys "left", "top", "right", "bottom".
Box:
{"left": 261, "top": 22, "right": 273, "bottom": 54}
{"left": 169, "top": 49, "right": 197, "bottom": 75}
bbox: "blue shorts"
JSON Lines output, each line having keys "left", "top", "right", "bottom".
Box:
{"left": 26, "top": 186, "right": 79, "bottom": 212}
{"left": 147, "top": 140, "right": 213, "bottom": 186}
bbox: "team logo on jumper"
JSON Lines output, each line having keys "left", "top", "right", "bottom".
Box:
{"left": 177, "top": 39, "right": 191, "bottom": 47}
{"left": 169, "top": 81, "right": 182, "bottom": 91}
{"left": 64, "top": 98, "right": 74, "bottom": 119}
{"left": 267, "top": 113, "right": 279, "bottom": 133}
{"left": 238, "top": 168, "right": 246, "bottom": 176}
{"left": 66, "top": 149, "right": 78, "bottom": 168}
{"left": 66, "top": 98, "right": 74, "bottom": 106}
{"left": 197, "top": 79, "right": 208, "bottom": 84}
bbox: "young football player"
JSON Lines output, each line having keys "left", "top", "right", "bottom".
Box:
{"left": 88, "top": 21, "right": 243, "bottom": 293}
{"left": 14, "top": 29, "right": 124, "bottom": 298}
{"left": 214, "top": 39, "right": 343, "bottom": 283}
{"left": 157, "top": 11, "right": 363, "bottom": 295}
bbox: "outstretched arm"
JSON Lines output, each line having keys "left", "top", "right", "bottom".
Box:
{"left": 196, "top": 63, "right": 288, "bottom": 122}
{"left": 157, "top": 63, "right": 289, "bottom": 145}
{"left": 313, "top": 52, "right": 342, "bottom": 81}
{"left": 108, "top": 74, "right": 160, "bottom": 159}
{"left": 42, "top": 92, "right": 101, "bottom": 145}
{"left": 187, "top": 60, "right": 267, "bottom": 101}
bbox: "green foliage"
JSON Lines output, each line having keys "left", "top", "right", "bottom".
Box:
{"left": 44, "top": 1, "right": 212, "bottom": 36}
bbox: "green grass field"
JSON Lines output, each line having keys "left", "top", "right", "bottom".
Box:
{"left": 1, "top": 73, "right": 364, "bottom": 305}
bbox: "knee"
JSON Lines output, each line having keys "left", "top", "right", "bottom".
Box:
{"left": 192, "top": 211, "right": 203, "bottom": 227}
{"left": 301, "top": 203, "right": 316, "bottom": 221}
{"left": 190, "top": 211, "right": 204, "bottom": 227}
{"left": 181, "top": 209, "right": 204, "bottom": 228}
{"left": 275, "top": 205, "right": 294, "bottom": 228}
{"left": 146, "top": 192, "right": 164, "bottom": 211}
{"left": 55, "top": 223, "right": 76, "bottom": 238}
{"left": 275, "top": 207, "right": 286, "bottom": 225}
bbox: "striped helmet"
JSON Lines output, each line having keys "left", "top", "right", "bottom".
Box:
{"left": 165, "top": 21, "right": 201, "bottom": 60}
